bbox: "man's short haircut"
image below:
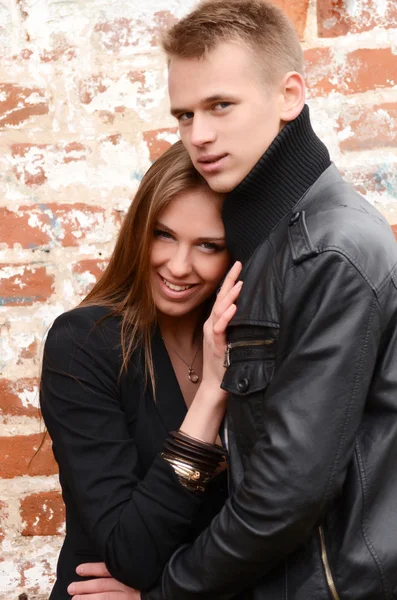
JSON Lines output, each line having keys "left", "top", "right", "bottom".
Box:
{"left": 162, "top": 0, "right": 304, "bottom": 85}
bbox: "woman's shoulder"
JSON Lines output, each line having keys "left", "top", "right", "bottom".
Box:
{"left": 46, "top": 305, "right": 123, "bottom": 356}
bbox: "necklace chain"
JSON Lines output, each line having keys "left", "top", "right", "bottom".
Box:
{"left": 163, "top": 338, "right": 202, "bottom": 384}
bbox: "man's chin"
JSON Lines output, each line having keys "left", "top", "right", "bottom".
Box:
{"left": 200, "top": 172, "right": 238, "bottom": 194}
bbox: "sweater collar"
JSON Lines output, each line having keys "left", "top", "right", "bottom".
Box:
{"left": 221, "top": 105, "right": 331, "bottom": 263}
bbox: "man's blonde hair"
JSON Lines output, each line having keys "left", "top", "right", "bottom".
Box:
{"left": 162, "top": 0, "right": 304, "bottom": 85}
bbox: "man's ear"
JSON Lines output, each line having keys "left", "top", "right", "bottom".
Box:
{"left": 279, "top": 72, "right": 306, "bottom": 122}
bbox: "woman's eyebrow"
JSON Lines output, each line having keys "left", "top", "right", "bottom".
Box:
{"left": 155, "top": 221, "right": 175, "bottom": 234}
{"left": 196, "top": 236, "right": 226, "bottom": 242}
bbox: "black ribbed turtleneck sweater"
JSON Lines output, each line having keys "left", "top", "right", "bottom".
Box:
{"left": 222, "top": 105, "right": 331, "bottom": 263}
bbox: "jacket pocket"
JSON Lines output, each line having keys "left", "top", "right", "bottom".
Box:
{"left": 221, "top": 329, "right": 278, "bottom": 454}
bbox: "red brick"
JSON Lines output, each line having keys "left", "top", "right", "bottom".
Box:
{"left": 20, "top": 559, "right": 54, "bottom": 593}
{"left": 305, "top": 48, "right": 397, "bottom": 97}
{"left": 12, "top": 40, "right": 75, "bottom": 62}
{"left": 0, "top": 83, "right": 48, "bottom": 127}
{"left": 20, "top": 491, "right": 65, "bottom": 536}
{"left": 341, "top": 166, "right": 395, "bottom": 199}
{"left": 0, "top": 264, "right": 54, "bottom": 306}
{"left": 49, "top": 203, "right": 106, "bottom": 246}
{"left": 0, "top": 434, "right": 57, "bottom": 479}
{"left": 0, "top": 207, "right": 51, "bottom": 248}
{"left": 11, "top": 142, "right": 89, "bottom": 187}
{"left": 0, "top": 501, "right": 7, "bottom": 542}
{"left": 272, "top": 0, "right": 309, "bottom": 38}
{"left": 40, "top": 44, "right": 76, "bottom": 62}
{"left": 93, "top": 11, "right": 177, "bottom": 52}
{"left": 0, "top": 378, "right": 40, "bottom": 417}
{"left": 143, "top": 127, "right": 179, "bottom": 162}
{"left": 318, "top": 0, "right": 397, "bottom": 37}
{"left": 337, "top": 103, "right": 397, "bottom": 152}
{"left": 11, "top": 143, "right": 47, "bottom": 186}
{"left": 0, "top": 203, "right": 107, "bottom": 248}
{"left": 72, "top": 259, "right": 108, "bottom": 295}
{"left": 62, "top": 142, "right": 87, "bottom": 163}
{"left": 79, "top": 75, "right": 108, "bottom": 105}
{"left": 19, "top": 340, "right": 39, "bottom": 361}
{"left": 78, "top": 71, "right": 149, "bottom": 114}
{"left": 72, "top": 258, "right": 107, "bottom": 279}
{"left": 150, "top": 11, "right": 179, "bottom": 47}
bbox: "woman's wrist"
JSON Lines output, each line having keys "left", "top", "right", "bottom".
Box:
{"left": 196, "top": 379, "right": 227, "bottom": 404}
{"left": 161, "top": 429, "right": 227, "bottom": 493}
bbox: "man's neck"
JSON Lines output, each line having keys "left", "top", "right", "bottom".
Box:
{"left": 222, "top": 105, "right": 331, "bottom": 263}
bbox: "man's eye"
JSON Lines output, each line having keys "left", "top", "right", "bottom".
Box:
{"left": 179, "top": 112, "right": 194, "bottom": 121}
{"left": 214, "top": 102, "right": 231, "bottom": 110}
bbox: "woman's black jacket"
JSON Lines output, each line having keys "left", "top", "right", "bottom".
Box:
{"left": 40, "top": 305, "right": 227, "bottom": 599}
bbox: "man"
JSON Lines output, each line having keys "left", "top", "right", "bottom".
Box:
{"left": 70, "top": 1, "right": 397, "bottom": 598}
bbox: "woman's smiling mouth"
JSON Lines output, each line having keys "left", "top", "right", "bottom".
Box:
{"left": 162, "top": 277, "right": 195, "bottom": 292}
{"left": 158, "top": 274, "right": 199, "bottom": 300}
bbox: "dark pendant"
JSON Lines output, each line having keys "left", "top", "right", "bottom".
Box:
{"left": 188, "top": 368, "right": 199, "bottom": 383}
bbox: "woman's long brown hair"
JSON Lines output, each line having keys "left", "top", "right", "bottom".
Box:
{"left": 81, "top": 140, "right": 207, "bottom": 391}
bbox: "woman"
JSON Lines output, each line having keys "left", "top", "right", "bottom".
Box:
{"left": 40, "top": 141, "right": 241, "bottom": 599}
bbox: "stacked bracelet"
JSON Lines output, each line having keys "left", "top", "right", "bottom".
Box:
{"left": 161, "top": 430, "right": 227, "bottom": 493}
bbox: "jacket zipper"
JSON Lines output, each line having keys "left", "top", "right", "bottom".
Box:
{"left": 223, "top": 339, "right": 276, "bottom": 368}
{"left": 319, "top": 526, "right": 340, "bottom": 600}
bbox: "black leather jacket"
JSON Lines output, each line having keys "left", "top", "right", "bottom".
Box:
{"left": 154, "top": 164, "right": 397, "bottom": 600}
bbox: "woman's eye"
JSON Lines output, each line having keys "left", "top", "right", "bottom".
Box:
{"left": 200, "top": 242, "right": 225, "bottom": 252}
{"left": 154, "top": 229, "right": 173, "bottom": 240}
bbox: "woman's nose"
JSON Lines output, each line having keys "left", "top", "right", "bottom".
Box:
{"left": 167, "top": 247, "right": 192, "bottom": 278}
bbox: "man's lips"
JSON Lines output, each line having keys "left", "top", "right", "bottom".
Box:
{"left": 197, "top": 153, "right": 228, "bottom": 164}
{"left": 196, "top": 154, "right": 228, "bottom": 174}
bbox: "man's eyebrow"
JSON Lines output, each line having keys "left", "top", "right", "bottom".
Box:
{"left": 170, "top": 93, "right": 236, "bottom": 117}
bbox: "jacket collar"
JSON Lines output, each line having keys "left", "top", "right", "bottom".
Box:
{"left": 222, "top": 104, "right": 331, "bottom": 263}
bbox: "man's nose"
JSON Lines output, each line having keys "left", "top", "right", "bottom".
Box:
{"left": 190, "top": 114, "right": 216, "bottom": 147}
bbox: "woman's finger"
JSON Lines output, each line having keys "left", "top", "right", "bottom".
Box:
{"left": 69, "top": 576, "right": 137, "bottom": 597}
{"left": 211, "top": 280, "right": 242, "bottom": 322}
{"left": 213, "top": 303, "right": 237, "bottom": 337}
{"left": 216, "top": 261, "right": 242, "bottom": 302}
{"left": 76, "top": 563, "right": 111, "bottom": 578}
{"left": 69, "top": 578, "right": 116, "bottom": 596}
{"left": 72, "top": 594, "right": 137, "bottom": 600}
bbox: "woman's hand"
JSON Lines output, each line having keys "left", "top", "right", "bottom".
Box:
{"left": 178, "top": 261, "right": 242, "bottom": 444}
{"left": 68, "top": 563, "right": 140, "bottom": 600}
{"left": 202, "top": 260, "right": 242, "bottom": 389}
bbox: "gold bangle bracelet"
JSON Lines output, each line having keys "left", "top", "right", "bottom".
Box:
{"left": 161, "top": 453, "right": 212, "bottom": 491}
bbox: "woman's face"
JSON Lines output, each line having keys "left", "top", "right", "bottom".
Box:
{"left": 150, "top": 186, "right": 230, "bottom": 319}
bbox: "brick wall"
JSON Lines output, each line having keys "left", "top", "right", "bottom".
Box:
{"left": 0, "top": 0, "right": 396, "bottom": 597}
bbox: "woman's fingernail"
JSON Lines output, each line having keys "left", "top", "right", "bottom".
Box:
{"left": 76, "top": 565, "right": 84, "bottom": 574}
{"left": 68, "top": 584, "right": 75, "bottom": 593}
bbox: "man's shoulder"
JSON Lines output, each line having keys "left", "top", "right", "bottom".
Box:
{"left": 298, "top": 164, "right": 397, "bottom": 279}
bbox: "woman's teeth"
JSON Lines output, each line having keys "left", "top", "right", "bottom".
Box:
{"left": 163, "top": 278, "right": 193, "bottom": 292}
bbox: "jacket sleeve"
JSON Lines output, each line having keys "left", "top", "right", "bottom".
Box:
{"left": 40, "top": 308, "right": 202, "bottom": 590}
{"left": 151, "top": 250, "right": 381, "bottom": 600}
